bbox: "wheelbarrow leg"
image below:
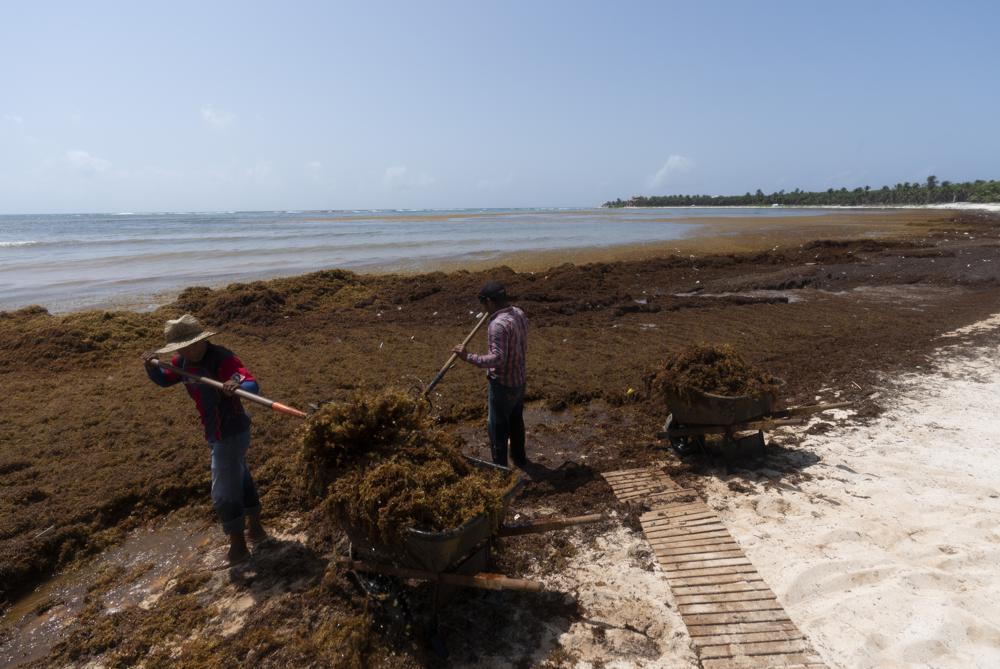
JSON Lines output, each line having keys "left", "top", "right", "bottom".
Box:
{"left": 426, "top": 583, "right": 449, "bottom": 658}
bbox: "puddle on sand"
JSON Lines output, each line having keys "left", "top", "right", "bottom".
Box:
{"left": 0, "top": 520, "right": 216, "bottom": 669}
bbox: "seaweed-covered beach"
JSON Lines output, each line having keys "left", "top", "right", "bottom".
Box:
{"left": 2, "top": 209, "right": 1000, "bottom": 667}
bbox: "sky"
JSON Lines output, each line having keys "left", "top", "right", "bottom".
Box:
{"left": 1, "top": 1, "right": 998, "bottom": 214}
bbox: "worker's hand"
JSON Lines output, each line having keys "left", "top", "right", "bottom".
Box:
{"left": 142, "top": 352, "right": 159, "bottom": 371}
{"left": 222, "top": 379, "right": 240, "bottom": 396}
{"left": 452, "top": 345, "right": 467, "bottom": 361}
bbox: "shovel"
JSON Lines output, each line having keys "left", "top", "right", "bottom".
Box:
{"left": 423, "top": 311, "right": 490, "bottom": 397}
{"left": 149, "top": 357, "right": 308, "bottom": 418}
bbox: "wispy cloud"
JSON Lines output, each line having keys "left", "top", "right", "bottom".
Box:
{"left": 64, "top": 149, "right": 111, "bottom": 174}
{"left": 2, "top": 114, "right": 23, "bottom": 125}
{"left": 200, "top": 104, "right": 236, "bottom": 129}
{"left": 383, "top": 164, "right": 435, "bottom": 190}
{"left": 648, "top": 154, "right": 693, "bottom": 189}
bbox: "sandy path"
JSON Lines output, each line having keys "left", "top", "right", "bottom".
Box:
{"left": 701, "top": 316, "right": 1000, "bottom": 668}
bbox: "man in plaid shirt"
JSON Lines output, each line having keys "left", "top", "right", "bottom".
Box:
{"left": 453, "top": 281, "right": 529, "bottom": 467}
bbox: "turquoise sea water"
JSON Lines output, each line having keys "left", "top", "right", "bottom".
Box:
{"left": 0, "top": 207, "right": 844, "bottom": 313}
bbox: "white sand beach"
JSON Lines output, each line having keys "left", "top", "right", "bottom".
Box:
{"left": 698, "top": 315, "right": 1000, "bottom": 668}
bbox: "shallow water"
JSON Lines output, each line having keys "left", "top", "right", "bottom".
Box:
{"left": 0, "top": 207, "right": 841, "bottom": 313}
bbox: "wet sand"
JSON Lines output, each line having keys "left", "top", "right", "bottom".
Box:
{"left": 2, "top": 208, "right": 1000, "bottom": 667}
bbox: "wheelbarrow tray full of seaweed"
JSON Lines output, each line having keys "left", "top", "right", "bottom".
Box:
{"left": 337, "top": 457, "right": 603, "bottom": 648}
{"left": 651, "top": 344, "right": 852, "bottom": 456}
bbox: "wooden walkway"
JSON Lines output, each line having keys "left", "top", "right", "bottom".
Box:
{"left": 603, "top": 467, "right": 827, "bottom": 669}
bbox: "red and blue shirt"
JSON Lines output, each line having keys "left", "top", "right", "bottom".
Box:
{"left": 146, "top": 343, "right": 259, "bottom": 442}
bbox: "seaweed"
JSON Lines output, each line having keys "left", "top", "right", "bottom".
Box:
{"left": 300, "top": 389, "right": 512, "bottom": 546}
{"left": 650, "top": 343, "right": 779, "bottom": 401}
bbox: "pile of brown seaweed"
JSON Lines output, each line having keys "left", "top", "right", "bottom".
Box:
{"left": 300, "top": 389, "right": 513, "bottom": 546}
{"left": 650, "top": 343, "right": 780, "bottom": 401}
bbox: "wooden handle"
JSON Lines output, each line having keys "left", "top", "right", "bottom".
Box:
{"left": 336, "top": 558, "right": 543, "bottom": 592}
{"left": 497, "top": 513, "right": 605, "bottom": 537}
{"left": 150, "top": 358, "right": 308, "bottom": 419}
{"left": 423, "top": 311, "right": 490, "bottom": 396}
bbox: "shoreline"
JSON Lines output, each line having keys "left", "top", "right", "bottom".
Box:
{"left": 17, "top": 208, "right": 955, "bottom": 315}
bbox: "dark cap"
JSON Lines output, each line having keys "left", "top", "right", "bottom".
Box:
{"left": 477, "top": 281, "right": 506, "bottom": 301}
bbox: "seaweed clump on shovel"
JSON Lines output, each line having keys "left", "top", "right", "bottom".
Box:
{"left": 300, "top": 389, "right": 513, "bottom": 547}
{"left": 651, "top": 343, "right": 780, "bottom": 402}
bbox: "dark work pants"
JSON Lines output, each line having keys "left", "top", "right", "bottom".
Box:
{"left": 488, "top": 378, "right": 526, "bottom": 467}
{"left": 209, "top": 429, "right": 261, "bottom": 534}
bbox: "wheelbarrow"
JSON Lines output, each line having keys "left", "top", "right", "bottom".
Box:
{"left": 336, "top": 457, "right": 603, "bottom": 655}
{"left": 657, "top": 380, "right": 851, "bottom": 456}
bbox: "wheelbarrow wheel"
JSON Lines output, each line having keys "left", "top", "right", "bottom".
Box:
{"left": 664, "top": 414, "right": 705, "bottom": 456}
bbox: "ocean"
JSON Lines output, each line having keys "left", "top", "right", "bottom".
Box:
{"left": 0, "top": 207, "right": 837, "bottom": 313}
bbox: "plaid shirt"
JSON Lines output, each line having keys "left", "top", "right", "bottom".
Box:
{"left": 466, "top": 306, "right": 528, "bottom": 387}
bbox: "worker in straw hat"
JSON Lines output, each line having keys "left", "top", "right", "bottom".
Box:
{"left": 142, "top": 314, "right": 266, "bottom": 564}
{"left": 452, "top": 281, "right": 529, "bottom": 468}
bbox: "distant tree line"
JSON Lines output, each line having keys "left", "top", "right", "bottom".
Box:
{"left": 603, "top": 177, "right": 1000, "bottom": 208}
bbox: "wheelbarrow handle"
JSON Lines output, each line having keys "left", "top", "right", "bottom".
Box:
{"left": 337, "top": 558, "right": 543, "bottom": 592}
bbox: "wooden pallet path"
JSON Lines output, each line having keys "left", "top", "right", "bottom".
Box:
{"left": 603, "top": 467, "right": 827, "bottom": 669}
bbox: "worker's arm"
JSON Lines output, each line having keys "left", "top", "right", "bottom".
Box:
{"left": 143, "top": 353, "right": 182, "bottom": 387}
{"left": 218, "top": 354, "right": 260, "bottom": 396}
{"left": 464, "top": 322, "right": 507, "bottom": 369}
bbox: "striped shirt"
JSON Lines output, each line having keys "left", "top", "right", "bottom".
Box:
{"left": 466, "top": 306, "right": 528, "bottom": 387}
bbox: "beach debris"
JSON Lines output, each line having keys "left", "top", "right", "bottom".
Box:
{"left": 650, "top": 343, "right": 779, "bottom": 401}
{"left": 299, "top": 389, "right": 513, "bottom": 546}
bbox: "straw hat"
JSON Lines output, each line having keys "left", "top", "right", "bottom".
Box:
{"left": 156, "top": 314, "right": 217, "bottom": 355}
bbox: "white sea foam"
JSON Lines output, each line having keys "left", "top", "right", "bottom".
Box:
{"left": 0, "top": 240, "right": 37, "bottom": 247}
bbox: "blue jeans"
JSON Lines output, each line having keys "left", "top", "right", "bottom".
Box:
{"left": 488, "top": 379, "right": 526, "bottom": 467}
{"left": 209, "top": 430, "right": 261, "bottom": 534}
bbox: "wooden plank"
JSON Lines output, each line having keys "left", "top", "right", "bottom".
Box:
{"left": 676, "top": 590, "right": 777, "bottom": 606}
{"left": 654, "top": 543, "right": 742, "bottom": 557}
{"left": 701, "top": 653, "right": 824, "bottom": 669}
{"left": 674, "top": 580, "right": 770, "bottom": 597}
{"left": 664, "top": 566, "right": 760, "bottom": 584}
{"left": 650, "top": 539, "right": 740, "bottom": 555}
{"left": 656, "top": 550, "right": 748, "bottom": 566}
{"left": 609, "top": 477, "right": 674, "bottom": 489}
{"left": 645, "top": 527, "right": 731, "bottom": 541}
{"left": 616, "top": 489, "right": 675, "bottom": 500}
{"left": 643, "top": 512, "right": 719, "bottom": 528}
{"left": 690, "top": 630, "right": 805, "bottom": 647}
{"left": 611, "top": 486, "right": 676, "bottom": 498}
{"left": 684, "top": 610, "right": 792, "bottom": 627}
{"left": 687, "top": 621, "right": 800, "bottom": 637}
{"left": 608, "top": 477, "right": 676, "bottom": 489}
{"left": 644, "top": 487, "right": 699, "bottom": 498}
{"left": 654, "top": 535, "right": 741, "bottom": 549}
{"left": 642, "top": 518, "right": 729, "bottom": 539}
{"left": 647, "top": 509, "right": 717, "bottom": 523}
{"left": 642, "top": 506, "right": 714, "bottom": 522}
{"left": 698, "top": 639, "right": 812, "bottom": 659}
{"left": 601, "top": 467, "right": 660, "bottom": 479}
{"left": 679, "top": 599, "right": 785, "bottom": 615}
{"left": 661, "top": 557, "right": 754, "bottom": 572}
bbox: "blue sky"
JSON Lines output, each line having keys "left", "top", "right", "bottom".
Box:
{"left": 1, "top": 1, "right": 997, "bottom": 213}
